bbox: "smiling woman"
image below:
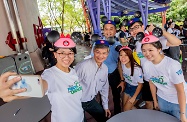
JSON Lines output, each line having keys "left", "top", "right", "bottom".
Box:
{"left": 41, "top": 34, "right": 84, "bottom": 122}
{"left": 118, "top": 46, "right": 143, "bottom": 111}
{"left": 141, "top": 35, "right": 187, "bottom": 122}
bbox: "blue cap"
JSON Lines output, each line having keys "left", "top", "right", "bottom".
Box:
{"left": 95, "top": 40, "right": 109, "bottom": 47}
{"left": 128, "top": 18, "right": 142, "bottom": 28}
{"left": 104, "top": 20, "right": 116, "bottom": 27}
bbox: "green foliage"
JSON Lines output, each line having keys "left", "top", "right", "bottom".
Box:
{"left": 37, "top": 0, "right": 187, "bottom": 33}
{"left": 167, "top": 0, "right": 187, "bottom": 21}
{"left": 148, "top": 0, "right": 187, "bottom": 24}
{"left": 37, "top": 0, "right": 85, "bottom": 34}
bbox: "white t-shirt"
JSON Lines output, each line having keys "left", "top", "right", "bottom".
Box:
{"left": 167, "top": 28, "right": 174, "bottom": 34}
{"left": 125, "top": 32, "right": 130, "bottom": 38}
{"left": 144, "top": 30, "right": 149, "bottom": 35}
{"left": 135, "top": 36, "right": 168, "bottom": 67}
{"left": 143, "top": 56, "right": 187, "bottom": 104}
{"left": 135, "top": 41, "right": 147, "bottom": 67}
{"left": 173, "top": 29, "right": 180, "bottom": 37}
{"left": 41, "top": 66, "right": 84, "bottom": 122}
{"left": 115, "top": 31, "right": 120, "bottom": 38}
{"left": 121, "top": 64, "right": 143, "bottom": 86}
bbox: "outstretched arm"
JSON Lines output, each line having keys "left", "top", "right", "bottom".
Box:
{"left": 42, "top": 79, "right": 48, "bottom": 93}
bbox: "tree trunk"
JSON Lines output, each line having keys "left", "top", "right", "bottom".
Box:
{"left": 61, "top": 0, "right": 65, "bottom": 33}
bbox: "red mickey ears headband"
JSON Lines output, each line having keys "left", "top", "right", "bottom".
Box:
{"left": 60, "top": 33, "right": 71, "bottom": 38}
{"left": 119, "top": 46, "right": 132, "bottom": 52}
{"left": 141, "top": 35, "right": 159, "bottom": 44}
{"left": 136, "top": 27, "right": 163, "bottom": 44}
{"left": 54, "top": 34, "right": 76, "bottom": 48}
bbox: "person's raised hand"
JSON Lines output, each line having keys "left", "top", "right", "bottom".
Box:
{"left": 148, "top": 23, "right": 155, "bottom": 33}
{"left": 0, "top": 72, "right": 26, "bottom": 102}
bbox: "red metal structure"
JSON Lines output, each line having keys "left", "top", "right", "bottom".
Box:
{"left": 81, "top": 0, "right": 91, "bottom": 33}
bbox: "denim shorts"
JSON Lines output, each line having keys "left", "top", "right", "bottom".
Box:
{"left": 124, "top": 82, "right": 141, "bottom": 100}
{"left": 157, "top": 95, "right": 187, "bottom": 120}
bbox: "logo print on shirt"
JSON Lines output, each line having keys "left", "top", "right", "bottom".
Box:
{"left": 124, "top": 74, "right": 132, "bottom": 82}
{"left": 150, "top": 76, "right": 167, "bottom": 85}
{"left": 137, "top": 52, "right": 144, "bottom": 58}
{"left": 176, "top": 69, "right": 183, "bottom": 75}
{"left": 67, "top": 81, "right": 82, "bottom": 94}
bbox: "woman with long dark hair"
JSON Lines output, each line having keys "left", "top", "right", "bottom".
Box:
{"left": 118, "top": 46, "right": 143, "bottom": 111}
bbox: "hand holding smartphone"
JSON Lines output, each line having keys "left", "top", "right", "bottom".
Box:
{"left": 8, "top": 75, "right": 44, "bottom": 98}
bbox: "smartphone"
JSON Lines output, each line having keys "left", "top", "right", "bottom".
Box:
{"left": 8, "top": 75, "right": 44, "bottom": 98}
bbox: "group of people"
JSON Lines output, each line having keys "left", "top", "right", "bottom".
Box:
{"left": 1, "top": 17, "right": 187, "bottom": 122}
{"left": 117, "top": 17, "right": 187, "bottom": 122}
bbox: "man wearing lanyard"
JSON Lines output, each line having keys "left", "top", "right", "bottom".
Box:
{"left": 75, "top": 40, "right": 111, "bottom": 122}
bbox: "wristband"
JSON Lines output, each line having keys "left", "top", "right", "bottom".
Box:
{"left": 120, "top": 79, "right": 125, "bottom": 82}
{"left": 180, "top": 112, "right": 185, "bottom": 115}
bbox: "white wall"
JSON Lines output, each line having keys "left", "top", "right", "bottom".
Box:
{"left": 0, "top": 0, "right": 40, "bottom": 56}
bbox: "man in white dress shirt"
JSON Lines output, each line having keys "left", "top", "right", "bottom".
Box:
{"left": 75, "top": 40, "right": 111, "bottom": 122}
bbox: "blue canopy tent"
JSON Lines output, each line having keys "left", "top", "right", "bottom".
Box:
{"left": 84, "top": 0, "right": 171, "bottom": 35}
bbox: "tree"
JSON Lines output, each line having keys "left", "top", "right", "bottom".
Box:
{"left": 167, "top": 0, "right": 187, "bottom": 21}
{"left": 148, "top": 0, "right": 187, "bottom": 24}
{"left": 37, "top": 0, "right": 85, "bottom": 33}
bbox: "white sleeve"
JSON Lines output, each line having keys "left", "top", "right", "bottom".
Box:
{"left": 167, "top": 28, "right": 173, "bottom": 34}
{"left": 159, "top": 37, "right": 169, "bottom": 50}
{"left": 41, "top": 69, "right": 55, "bottom": 93}
{"left": 169, "top": 62, "right": 185, "bottom": 84}
{"left": 142, "top": 62, "right": 151, "bottom": 81}
{"left": 134, "top": 67, "right": 144, "bottom": 83}
{"left": 100, "top": 71, "right": 109, "bottom": 110}
{"left": 74, "top": 62, "right": 86, "bottom": 83}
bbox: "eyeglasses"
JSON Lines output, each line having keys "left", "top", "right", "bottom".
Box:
{"left": 129, "top": 25, "right": 142, "bottom": 32}
{"left": 56, "top": 52, "right": 74, "bottom": 58}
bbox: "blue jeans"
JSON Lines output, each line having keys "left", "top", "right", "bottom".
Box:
{"left": 82, "top": 98, "right": 107, "bottom": 122}
{"left": 124, "top": 82, "right": 141, "bottom": 100}
{"left": 157, "top": 95, "right": 187, "bottom": 120}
